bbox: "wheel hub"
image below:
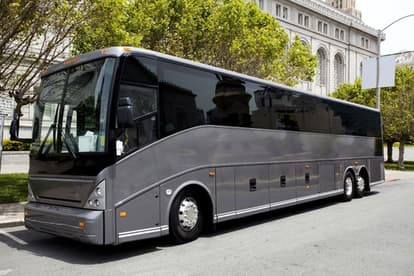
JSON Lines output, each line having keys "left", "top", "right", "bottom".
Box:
{"left": 357, "top": 176, "right": 365, "bottom": 192}
{"left": 345, "top": 177, "right": 353, "bottom": 196}
{"left": 178, "top": 197, "right": 199, "bottom": 231}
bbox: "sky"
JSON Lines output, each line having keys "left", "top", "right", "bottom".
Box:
{"left": 356, "top": 0, "right": 414, "bottom": 55}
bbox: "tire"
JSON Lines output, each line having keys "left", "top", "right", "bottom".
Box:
{"left": 343, "top": 171, "right": 355, "bottom": 202}
{"left": 169, "top": 190, "right": 203, "bottom": 244}
{"left": 354, "top": 175, "right": 365, "bottom": 198}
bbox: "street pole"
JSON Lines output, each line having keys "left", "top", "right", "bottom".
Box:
{"left": 376, "top": 30, "right": 381, "bottom": 110}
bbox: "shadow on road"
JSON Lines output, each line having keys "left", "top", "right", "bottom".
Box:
{"left": 0, "top": 191, "right": 379, "bottom": 264}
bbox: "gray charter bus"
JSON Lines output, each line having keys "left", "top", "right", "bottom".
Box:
{"left": 23, "top": 47, "right": 384, "bottom": 245}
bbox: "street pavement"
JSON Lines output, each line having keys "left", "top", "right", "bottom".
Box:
{"left": 0, "top": 173, "right": 413, "bottom": 275}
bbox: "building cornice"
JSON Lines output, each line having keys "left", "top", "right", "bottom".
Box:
{"left": 290, "top": 0, "right": 378, "bottom": 36}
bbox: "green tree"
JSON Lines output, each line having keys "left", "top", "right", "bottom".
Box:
{"left": 381, "top": 66, "right": 414, "bottom": 169}
{"left": 330, "top": 78, "right": 376, "bottom": 107}
{"left": 0, "top": 0, "right": 86, "bottom": 137}
{"left": 331, "top": 67, "right": 414, "bottom": 169}
{"left": 73, "top": 0, "right": 317, "bottom": 86}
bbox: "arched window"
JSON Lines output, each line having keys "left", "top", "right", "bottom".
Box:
{"left": 334, "top": 53, "right": 344, "bottom": 89}
{"left": 317, "top": 48, "right": 328, "bottom": 86}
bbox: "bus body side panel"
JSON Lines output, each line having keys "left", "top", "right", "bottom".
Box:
{"left": 215, "top": 167, "right": 236, "bottom": 222}
{"left": 115, "top": 187, "right": 160, "bottom": 244}
{"left": 370, "top": 158, "right": 385, "bottom": 184}
{"left": 335, "top": 162, "right": 345, "bottom": 189}
{"left": 108, "top": 126, "right": 382, "bottom": 242}
{"left": 269, "top": 164, "right": 296, "bottom": 206}
{"left": 295, "top": 163, "right": 319, "bottom": 198}
{"left": 235, "top": 165, "right": 270, "bottom": 218}
{"left": 319, "top": 163, "right": 336, "bottom": 193}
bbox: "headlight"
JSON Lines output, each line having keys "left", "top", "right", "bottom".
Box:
{"left": 84, "top": 180, "right": 106, "bottom": 210}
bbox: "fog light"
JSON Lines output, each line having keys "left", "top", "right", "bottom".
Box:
{"left": 88, "top": 200, "right": 93, "bottom": 206}
{"left": 94, "top": 199, "right": 100, "bottom": 207}
{"left": 95, "top": 187, "right": 102, "bottom": 196}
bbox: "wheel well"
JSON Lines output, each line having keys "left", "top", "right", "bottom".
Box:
{"left": 179, "top": 184, "right": 214, "bottom": 232}
{"left": 345, "top": 168, "right": 356, "bottom": 182}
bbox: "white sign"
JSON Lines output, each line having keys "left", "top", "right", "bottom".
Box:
{"left": 362, "top": 55, "right": 396, "bottom": 89}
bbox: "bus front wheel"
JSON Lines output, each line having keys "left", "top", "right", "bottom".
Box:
{"left": 343, "top": 171, "right": 355, "bottom": 202}
{"left": 169, "top": 190, "right": 203, "bottom": 243}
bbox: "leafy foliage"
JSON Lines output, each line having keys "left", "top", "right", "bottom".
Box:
{"left": 73, "top": 0, "right": 317, "bottom": 86}
{"left": 330, "top": 66, "right": 414, "bottom": 169}
{"left": 0, "top": 0, "right": 86, "bottom": 117}
{"left": 330, "top": 78, "right": 376, "bottom": 107}
{"left": 2, "top": 139, "right": 30, "bottom": 151}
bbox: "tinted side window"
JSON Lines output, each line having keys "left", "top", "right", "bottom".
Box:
{"left": 121, "top": 55, "right": 157, "bottom": 85}
{"left": 159, "top": 62, "right": 216, "bottom": 136}
{"left": 268, "top": 88, "right": 304, "bottom": 131}
{"left": 210, "top": 78, "right": 264, "bottom": 128}
{"left": 302, "top": 95, "right": 330, "bottom": 133}
{"left": 328, "top": 101, "right": 381, "bottom": 137}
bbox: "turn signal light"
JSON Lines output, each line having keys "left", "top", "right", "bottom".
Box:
{"left": 79, "top": 221, "right": 85, "bottom": 227}
{"left": 120, "top": 211, "right": 127, "bottom": 217}
{"left": 24, "top": 210, "right": 29, "bottom": 216}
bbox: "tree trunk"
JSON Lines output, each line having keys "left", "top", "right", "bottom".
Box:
{"left": 398, "top": 140, "right": 405, "bottom": 170}
{"left": 386, "top": 140, "right": 394, "bottom": 162}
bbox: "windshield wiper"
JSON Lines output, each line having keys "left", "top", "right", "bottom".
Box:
{"left": 62, "top": 131, "right": 78, "bottom": 159}
{"left": 38, "top": 104, "right": 60, "bottom": 156}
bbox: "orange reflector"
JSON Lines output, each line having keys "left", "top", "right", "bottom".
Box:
{"left": 120, "top": 211, "right": 127, "bottom": 217}
{"left": 123, "top": 47, "right": 132, "bottom": 52}
{"left": 79, "top": 221, "right": 85, "bottom": 227}
{"left": 101, "top": 49, "right": 109, "bottom": 55}
{"left": 63, "top": 56, "right": 79, "bottom": 65}
{"left": 24, "top": 210, "right": 29, "bottom": 216}
{"left": 209, "top": 171, "right": 216, "bottom": 177}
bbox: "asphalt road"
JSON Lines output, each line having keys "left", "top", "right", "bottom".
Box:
{"left": 0, "top": 180, "right": 414, "bottom": 276}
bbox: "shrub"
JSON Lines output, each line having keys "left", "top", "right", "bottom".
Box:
{"left": 2, "top": 139, "right": 30, "bottom": 151}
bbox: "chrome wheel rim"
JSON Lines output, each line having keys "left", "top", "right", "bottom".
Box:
{"left": 345, "top": 176, "right": 353, "bottom": 196}
{"left": 357, "top": 176, "right": 365, "bottom": 192}
{"left": 178, "top": 197, "right": 199, "bottom": 231}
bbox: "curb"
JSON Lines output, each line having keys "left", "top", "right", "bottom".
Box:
{"left": 0, "top": 220, "right": 24, "bottom": 228}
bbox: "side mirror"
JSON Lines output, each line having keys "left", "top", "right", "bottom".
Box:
{"left": 9, "top": 112, "right": 33, "bottom": 143}
{"left": 117, "top": 97, "right": 134, "bottom": 128}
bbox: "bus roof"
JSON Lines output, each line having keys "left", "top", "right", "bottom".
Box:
{"left": 43, "top": 46, "right": 380, "bottom": 113}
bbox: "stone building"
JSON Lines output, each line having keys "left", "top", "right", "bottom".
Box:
{"left": 256, "top": 0, "right": 379, "bottom": 96}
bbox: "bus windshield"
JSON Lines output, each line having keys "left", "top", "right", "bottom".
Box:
{"left": 32, "top": 58, "right": 116, "bottom": 156}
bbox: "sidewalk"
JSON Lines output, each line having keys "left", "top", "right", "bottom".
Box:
{"left": 0, "top": 202, "right": 26, "bottom": 228}
{"left": 0, "top": 170, "right": 413, "bottom": 228}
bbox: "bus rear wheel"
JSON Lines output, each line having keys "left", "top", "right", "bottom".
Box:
{"left": 169, "top": 190, "right": 203, "bottom": 244}
{"left": 354, "top": 176, "right": 365, "bottom": 198}
{"left": 343, "top": 171, "right": 355, "bottom": 201}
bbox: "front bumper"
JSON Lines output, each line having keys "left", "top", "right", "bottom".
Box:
{"left": 24, "top": 202, "right": 104, "bottom": 245}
